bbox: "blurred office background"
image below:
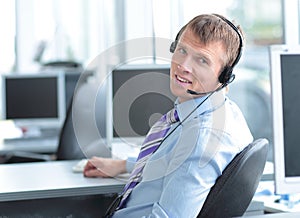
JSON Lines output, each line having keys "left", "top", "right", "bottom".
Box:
{"left": 0, "top": 0, "right": 299, "bottom": 161}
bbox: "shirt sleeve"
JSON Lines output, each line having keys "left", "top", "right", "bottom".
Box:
{"left": 126, "top": 156, "right": 137, "bottom": 173}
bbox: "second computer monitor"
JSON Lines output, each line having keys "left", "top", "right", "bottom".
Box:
{"left": 1, "top": 72, "right": 66, "bottom": 131}
{"left": 108, "top": 64, "right": 175, "bottom": 145}
{"left": 270, "top": 44, "right": 300, "bottom": 195}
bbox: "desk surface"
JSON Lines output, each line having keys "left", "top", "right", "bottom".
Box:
{"left": 254, "top": 180, "right": 300, "bottom": 214}
{"left": 0, "top": 160, "right": 126, "bottom": 202}
{"left": 245, "top": 212, "right": 300, "bottom": 217}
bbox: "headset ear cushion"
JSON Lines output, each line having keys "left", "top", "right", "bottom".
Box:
{"left": 218, "top": 67, "right": 232, "bottom": 84}
{"left": 170, "top": 41, "right": 177, "bottom": 53}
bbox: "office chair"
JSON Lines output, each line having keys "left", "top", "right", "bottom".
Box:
{"left": 56, "top": 79, "right": 110, "bottom": 160}
{"left": 55, "top": 96, "right": 86, "bottom": 160}
{"left": 197, "top": 138, "right": 269, "bottom": 218}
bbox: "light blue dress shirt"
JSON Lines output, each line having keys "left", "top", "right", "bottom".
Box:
{"left": 113, "top": 91, "right": 253, "bottom": 218}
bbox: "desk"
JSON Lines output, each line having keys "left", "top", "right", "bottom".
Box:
{"left": 0, "top": 160, "right": 126, "bottom": 217}
{"left": 244, "top": 212, "right": 300, "bottom": 217}
{"left": 254, "top": 180, "right": 300, "bottom": 216}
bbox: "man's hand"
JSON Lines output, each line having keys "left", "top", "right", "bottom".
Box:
{"left": 83, "top": 157, "right": 127, "bottom": 178}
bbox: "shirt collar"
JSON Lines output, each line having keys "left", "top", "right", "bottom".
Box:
{"left": 174, "top": 90, "right": 226, "bottom": 123}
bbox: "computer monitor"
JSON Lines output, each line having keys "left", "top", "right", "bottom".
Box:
{"left": 1, "top": 72, "right": 66, "bottom": 133}
{"left": 107, "top": 64, "right": 176, "bottom": 146}
{"left": 270, "top": 44, "right": 300, "bottom": 195}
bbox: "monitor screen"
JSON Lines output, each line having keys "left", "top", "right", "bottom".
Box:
{"left": 1, "top": 72, "right": 66, "bottom": 130}
{"left": 107, "top": 64, "right": 176, "bottom": 146}
{"left": 270, "top": 45, "right": 300, "bottom": 194}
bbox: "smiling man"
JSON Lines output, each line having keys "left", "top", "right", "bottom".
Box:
{"left": 84, "top": 14, "right": 253, "bottom": 218}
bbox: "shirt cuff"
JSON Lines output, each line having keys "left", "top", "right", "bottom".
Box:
{"left": 126, "top": 156, "right": 137, "bottom": 173}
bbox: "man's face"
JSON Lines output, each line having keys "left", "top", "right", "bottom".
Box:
{"left": 170, "top": 28, "right": 227, "bottom": 103}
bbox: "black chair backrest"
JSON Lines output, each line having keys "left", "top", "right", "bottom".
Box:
{"left": 56, "top": 98, "right": 86, "bottom": 160}
{"left": 56, "top": 75, "right": 110, "bottom": 160}
{"left": 198, "top": 138, "right": 269, "bottom": 218}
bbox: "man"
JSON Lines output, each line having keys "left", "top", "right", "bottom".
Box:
{"left": 84, "top": 14, "right": 253, "bottom": 217}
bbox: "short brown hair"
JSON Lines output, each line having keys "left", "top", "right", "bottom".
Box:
{"left": 185, "top": 14, "right": 244, "bottom": 69}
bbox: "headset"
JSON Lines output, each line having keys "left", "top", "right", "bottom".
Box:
{"left": 170, "top": 14, "right": 243, "bottom": 94}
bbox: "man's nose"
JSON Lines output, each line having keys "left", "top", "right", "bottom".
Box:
{"left": 177, "top": 57, "right": 192, "bottom": 74}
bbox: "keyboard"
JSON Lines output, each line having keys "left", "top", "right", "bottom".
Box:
{"left": 4, "top": 128, "right": 60, "bottom": 144}
{"left": 3, "top": 136, "right": 59, "bottom": 148}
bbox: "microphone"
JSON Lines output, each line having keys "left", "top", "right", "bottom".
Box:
{"left": 187, "top": 89, "right": 217, "bottom": 95}
{"left": 187, "top": 74, "right": 235, "bottom": 95}
{"left": 187, "top": 84, "right": 224, "bottom": 95}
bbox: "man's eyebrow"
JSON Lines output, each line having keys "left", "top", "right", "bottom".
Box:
{"left": 177, "top": 41, "right": 213, "bottom": 64}
{"left": 176, "top": 42, "right": 186, "bottom": 48}
{"left": 194, "top": 52, "right": 210, "bottom": 61}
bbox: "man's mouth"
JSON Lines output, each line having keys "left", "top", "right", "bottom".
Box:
{"left": 176, "top": 75, "right": 192, "bottom": 84}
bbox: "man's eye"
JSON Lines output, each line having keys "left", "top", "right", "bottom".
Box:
{"left": 177, "top": 48, "right": 186, "bottom": 54}
{"left": 199, "top": 58, "right": 207, "bottom": 64}
{"left": 196, "top": 56, "right": 209, "bottom": 65}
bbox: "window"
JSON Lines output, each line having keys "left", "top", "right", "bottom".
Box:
{"left": 0, "top": 0, "right": 15, "bottom": 73}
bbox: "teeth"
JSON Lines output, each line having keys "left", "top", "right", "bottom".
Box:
{"left": 177, "top": 75, "right": 191, "bottom": 83}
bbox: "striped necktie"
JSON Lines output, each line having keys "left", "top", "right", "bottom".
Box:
{"left": 118, "top": 108, "right": 180, "bottom": 209}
